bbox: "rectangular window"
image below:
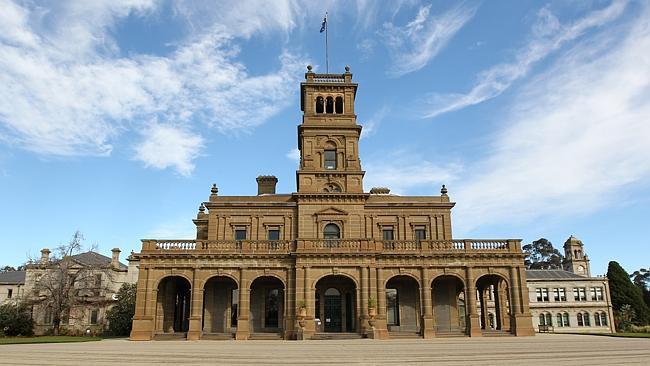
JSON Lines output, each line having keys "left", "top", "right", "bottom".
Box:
{"left": 95, "top": 274, "right": 102, "bottom": 287}
{"left": 324, "top": 150, "right": 336, "bottom": 170}
{"left": 268, "top": 229, "right": 280, "bottom": 241}
{"left": 7, "top": 289, "right": 12, "bottom": 299}
{"left": 382, "top": 228, "right": 394, "bottom": 241}
{"left": 386, "top": 288, "right": 399, "bottom": 326}
{"left": 573, "top": 287, "right": 587, "bottom": 301}
{"left": 591, "top": 287, "right": 604, "bottom": 301}
{"left": 536, "top": 288, "right": 549, "bottom": 302}
{"left": 414, "top": 227, "right": 426, "bottom": 240}
{"left": 235, "top": 228, "right": 247, "bottom": 241}
{"left": 90, "top": 309, "right": 99, "bottom": 325}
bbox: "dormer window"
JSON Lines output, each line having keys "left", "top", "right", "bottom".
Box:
{"left": 324, "top": 150, "right": 336, "bottom": 169}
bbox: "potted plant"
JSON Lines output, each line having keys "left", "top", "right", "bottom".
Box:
{"left": 367, "top": 296, "right": 377, "bottom": 317}
{"left": 297, "top": 300, "right": 307, "bottom": 318}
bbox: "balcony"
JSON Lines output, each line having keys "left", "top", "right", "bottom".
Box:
{"left": 140, "top": 239, "right": 521, "bottom": 255}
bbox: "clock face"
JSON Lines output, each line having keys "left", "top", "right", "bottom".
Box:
{"left": 577, "top": 265, "right": 584, "bottom": 273}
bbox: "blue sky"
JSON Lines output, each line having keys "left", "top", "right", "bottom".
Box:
{"left": 1, "top": 0, "right": 649, "bottom": 276}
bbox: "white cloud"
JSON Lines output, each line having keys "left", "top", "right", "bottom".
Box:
{"left": 134, "top": 124, "right": 204, "bottom": 176}
{"left": 286, "top": 147, "right": 300, "bottom": 162}
{"left": 380, "top": 4, "right": 478, "bottom": 77}
{"left": 422, "top": 1, "right": 627, "bottom": 118}
{"left": 0, "top": 1, "right": 307, "bottom": 175}
{"left": 452, "top": 3, "right": 650, "bottom": 233}
{"left": 364, "top": 151, "right": 462, "bottom": 195}
{"left": 360, "top": 105, "right": 389, "bottom": 139}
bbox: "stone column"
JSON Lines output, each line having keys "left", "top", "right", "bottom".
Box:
{"left": 130, "top": 267, "right": 154, "bottom": 340}
{"left": 371, "top": 267, "right": 388, "bottom": 339}
{"left": 509, "top": 266, "right": 534, "bottom": 336}
{"left": 421, "top": 268, "right": 435, "bottom": 338}
{"left": 203, "top": 285, "right": 213, "bottom": 333}
{"left": 466, "top": 267, "right": 481, "bottom": 337}
{"left": 235, "top": 268, "right": 251, "bottom": 340}
{"left": 479, "top": 288, "right": 488, "bottom": 330}
{"left": 187, "top": 270, "right": 204, "bottom": 340}
{"left": 360, "top": 266, "right": 369, "bottom": 334}
{"left": 303, "top": 267, "right": 315, "bottom": 338}
{"left": 497, "top": 282, "right": 508, "bottom": 331}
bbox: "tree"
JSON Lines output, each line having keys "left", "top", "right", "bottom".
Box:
{"left": 0, "top": 303, "right": 34, "bottom": 336}
{"left": 630, "top": 268, "right": 650, "bottom": 308}
{"left": 607, "top": 261, "right": 650, "bottom": 325}
{"left": 106, "top": 283, "right": 137, "bottom": 336}
{"left": 25, "top": 231, "right": 114, "bottom": 336}
{"left": 1, "top": 265, "right": 26, "bottom": 272}
{"left": 523, "top": 238, "right": 564, "bottom": 270}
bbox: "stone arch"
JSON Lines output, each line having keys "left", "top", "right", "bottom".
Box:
{"left": 155, "top": 275, "right": 192, "bottom": 335}
{"left": 475, "top": 273, "right": 511, "bottom": 332}
{"left": 385, "top": 275, "right": 421, "bottom": 333}
{"left": 431, "top": 274, "right": 467, "bottom": 334}
{"left": 311, "top": 271, "right": 360, "bottom": 290}
{"left": 430, "top": 272, "right": 466, "bottom": 288}
{"left": 249, "top": 275, "right": 286, "bottom": 333}
{"left": 201, "top": 273, "right": 239, "bottom": 289}
{"left": 153, "top": 273, "right": 193, "bottom": 291}
{"left": 383, "top": 273, "right": 421, "bottom": 289}
{"left": 202, "top": 275, "right": 239, "bottom": 334}
{"left": 249, "top": 273, "right": 287, "bottom": 290}
{"left": 314, "top": 274, "right": 358, "bottom": 333}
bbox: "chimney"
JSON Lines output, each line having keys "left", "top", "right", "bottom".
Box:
{"left": 40, "top": 248, "right": 50, "bottom": 264}
{"left": 256, "top": 175, "right": 278, "bottom": 195}
{"left": 111, "top": 248, "right": 121, "bottom": 269}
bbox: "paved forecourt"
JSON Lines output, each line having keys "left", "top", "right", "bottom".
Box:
{"left": 0, "top": 334, "right": 648, "bottom": 365}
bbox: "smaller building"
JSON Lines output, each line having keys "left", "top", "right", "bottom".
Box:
{"left": 0, "top": 271, "right": 26, "bottom": 305}
{"left": 526, "top": 236, "right": 615, "bottom": 333}
{"left": 24, "top": 248, "right": 136, "bottom": 335}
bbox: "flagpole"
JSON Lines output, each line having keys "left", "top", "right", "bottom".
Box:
{"left": 325, "top": 12, "right": 329, "bottom": 73}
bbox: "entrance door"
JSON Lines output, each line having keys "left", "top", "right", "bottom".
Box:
{"left": 324, "top": 288, "right": 342, "bottom": 332}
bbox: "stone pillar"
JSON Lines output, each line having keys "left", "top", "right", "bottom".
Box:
{"left": 371, "top": 267, "right": 388, "bottom": 339}
{"left": 509, "top": 266, "right": 535, "bottom": 336}
{"left": 303, "top": 267, "right": 315, "bottom": 338}
{"left": 479, "top": 288, "right": 488, "bottom": 330}
{"left": 421, "top": 268, "right": 435, "bottom": 338}
{"left": 360, "top": 266, "right": 369, "bottom": 334}
{"left": 187, "top": 271, "right": 204, "bottom": 340}
{"left": 235, "top": 268, "right": 251, "bottom": 340}
{"left": 465, "top": 267, "right": 481, "bottom": 337}
{"left": 130, "top": 267, "right": 154, "bottom": 340}
{"left": 497, "top": 282, "right": 509, "bottom": 331}
{"left": 203, "top": 285, "right": 213, "bottom": 333}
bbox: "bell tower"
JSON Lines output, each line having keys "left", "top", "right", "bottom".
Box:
{"left": 296, "top": 65, "right": 364, "bottom": 193}
{"left": 562, "top": 235, "right": 591, "bottom": 277}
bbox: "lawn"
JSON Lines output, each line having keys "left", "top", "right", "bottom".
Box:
{"left": 574, "top": 332, "right": 650, "bottom": 339}
{"left": 0, "top": 336, "right": 102, "bottom": 345}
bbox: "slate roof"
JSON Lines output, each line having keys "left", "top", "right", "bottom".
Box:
{"left": 0, "top": 270, "right": 26, "bottom": 285}
{"left": 525, "top": 269, "right": 586, "bottom": 280}
{"left": 71, "top": 251, "right": 127, "bottom": 270}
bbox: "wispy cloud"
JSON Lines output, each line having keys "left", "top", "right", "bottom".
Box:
{"left": 0, "top": 1, "right": 306, "bottom": 175}
{"left": 364, "top": 150, "right": 462, "bottom": 195}
{"left": 380, "top": 3, "right": 478, "bottom": 77}
{"left": 360, "top": 105, "right": 389, "bottom": 139}
{"left": 134, "top": 124, "right": 204, "bottom": 176}
{"left": 422, "top": 1, "right": 627, "bottom": 118}
{"left": 286, "top": 147, "right": 300, "bottom": 162}
{"left": 452, "top": 2, "right": 650, "bottom": 233}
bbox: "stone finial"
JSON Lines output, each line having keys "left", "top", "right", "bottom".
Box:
{"left": 345, "top": 65, "right": 350, "bottom": 73}
{"left": 199, "top": 203, "right": 205, "bottom": 213}
{"left": 210, "top": 184, "right": 218, "bottom": 195}
{"left": 441, "top": 184, "right": 448, "bottom": 196}
{"left": 307, "top": 65, "right": 313, "bottom": 72}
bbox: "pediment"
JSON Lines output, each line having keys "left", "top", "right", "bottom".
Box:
{"left": 314, "top": 207, "right": 348, "bottom": 216}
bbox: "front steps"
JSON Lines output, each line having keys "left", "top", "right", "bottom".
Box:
{"left": 388, "top": 331, "right": 421, "bottom": 339}
{"left": 312, "top": 332, "right": 364, "bottom": 340}
{"left": 202, "top": 332, "right": 235, "bottom": 340}
{"left": 249, "top": 332, "right": 283, "bottom": 340}
{"left": 153, "top": 332, "right": 187, "bottom": 340}
{"left": 481, "top": 329, "right": 514, "bottom": 337}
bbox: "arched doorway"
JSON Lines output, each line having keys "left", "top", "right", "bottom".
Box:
{"left": 476, "top": 274, "right": 510, "bottom": 333}
{"left": 156, "top": 276, "right": 191, "bottom": 335}
{"left": 250, "top": 276, "right": 285, "bottom": 334}
{"left": 385, "top": 275, "right": 421, "bottom": 334}
{"left": 203, "top": 276, "right": 238, "bottom": 335}
{"left": 432, "top": 275, "right": 466, "bottom": 335}
{"left": 314, "top": 275, "right": 357, "bottom": 333}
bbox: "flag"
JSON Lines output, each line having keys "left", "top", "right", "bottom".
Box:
{"left": 320, "top": 16, "right": 327, "bottom": 33}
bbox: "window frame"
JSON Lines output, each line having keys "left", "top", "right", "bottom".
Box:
{"left": 234, "top": 228, "right": 247, "bottom": 241}
{"left": 267, "top": 228, "right": 281, "bottom": 241}
{"left": 324, "top": 149, "right": 337, "bottom": 170}
{"left": 414, "top": 226, "right": 426, "bottom": 241}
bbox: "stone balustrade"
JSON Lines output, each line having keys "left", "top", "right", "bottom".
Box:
{"left": 141, "top": 239, "right": 520, "bottom": 255}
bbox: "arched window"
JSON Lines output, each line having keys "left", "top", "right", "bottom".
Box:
{"left": 545, "top": 313, "right": 552, "bottom": 327}
{"left": 584, "top": 312, "right": 591, "bottom": 326}
{"left": 600, "top": 312, "right": 608, "bottom": 326}
{"left": 335, "top": 96, "right": 343, "bottom": 114}
{"left": 563, "top": 312, "right": 570, "bottom": 327}
{"left": 324, "top": 223, "right": 341, "bottom": 239}
{"left": 538, "top": 314, "right": 545, "bottom": 326}
{"left": 557, "top": 313, "right": 563, "bottom": 327}
{"left": 488, "top": 313, "right": 495, "bottom": 329}
{"left": 594, "top": 312, "right": 602, "bottom": 326}
{"left": 577, "top": 312, "right": 584, "bottom": 326}
{"left": 326, "top": 96, "right": 334, "bottom": 113}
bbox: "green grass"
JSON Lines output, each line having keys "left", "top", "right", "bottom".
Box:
{"left": 0, "top": 336, "right": 102, "bottom": 345}
{"left": 569, "top": 332, "right": 650, "bottom": 339}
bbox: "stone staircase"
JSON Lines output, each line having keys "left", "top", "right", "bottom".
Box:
{"left": 435, "top": 326, "right": 467, "bottom": 338}
{"left": 249, "top": 332, "right": 283, "bottom": 340}
{"left": 388, "top": 331, "right": 421, "bottom": 339}
{"left": 153, "top": 332, "right": 187, "bottom": 341}
{"left": 311, "top": 332, "right": 364, "bottom": 340}
{"left": 481, "top": 329, "right": 514, "bottom": 337}
{"left": 202, "top": 332, "right": 235, "bottom": 340}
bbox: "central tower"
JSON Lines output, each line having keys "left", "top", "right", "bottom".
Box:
{"left": 296, "top": 65, "right": 364, "bottom": 193}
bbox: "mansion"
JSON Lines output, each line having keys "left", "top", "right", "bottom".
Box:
{"left": 129, "top": 66, "right": 536, "bottom": 341}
